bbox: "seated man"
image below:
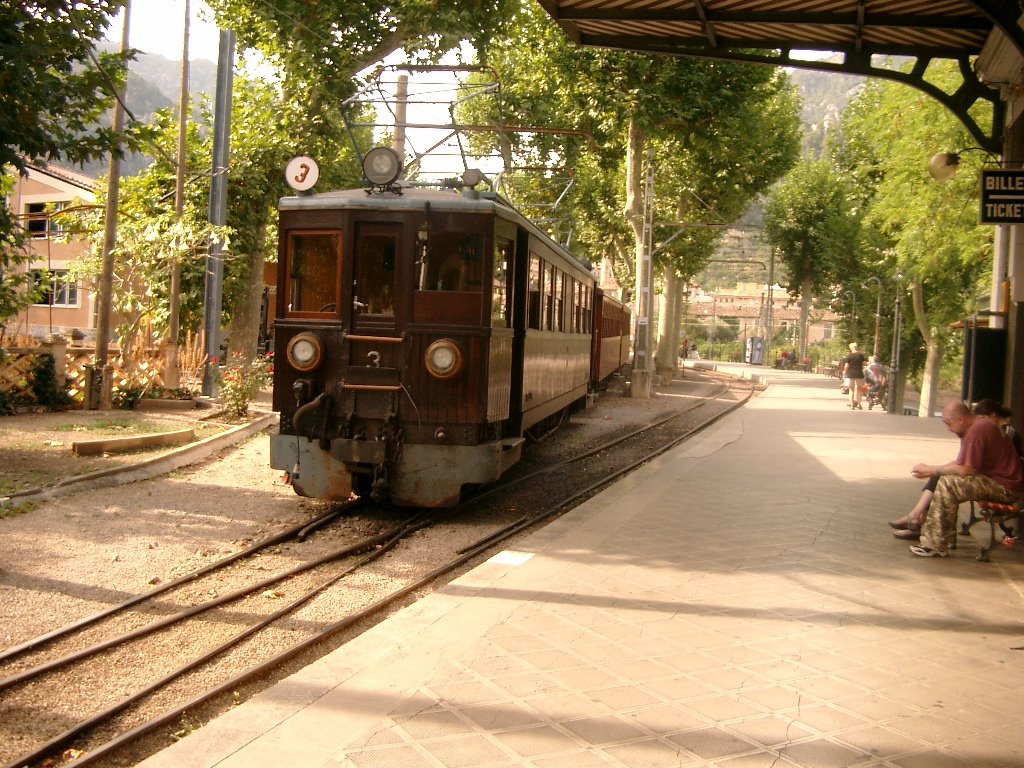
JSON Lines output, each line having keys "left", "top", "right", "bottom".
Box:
{"left": 909, "top": 400, "right": 1024, "bottom": 557}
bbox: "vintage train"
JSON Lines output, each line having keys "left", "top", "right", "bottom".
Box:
{"left": 270, "top": 148, "right": 631, "bottom": 507}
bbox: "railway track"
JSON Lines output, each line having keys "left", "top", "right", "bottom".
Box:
{"left": 0, "top": 369, "right": 754, "bottom": 768}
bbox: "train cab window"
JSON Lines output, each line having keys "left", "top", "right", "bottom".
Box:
{"left": 286, "top": 231, "right": 341, "bottom": 316}
{"left": 527, "top": 254, "right": 541, "bottom": 330}
{"left": 354, "top": 232, "right": 396, "bottom": 315}
{"left": 419, "top": 232, "right": 484, "bottom": 292}
{"left": 492, "top": 238, "right": 513, "bottom": 327}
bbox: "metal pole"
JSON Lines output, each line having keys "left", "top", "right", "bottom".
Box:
{"left": 887, "top": 273, "right": 903, "bottom": 414}
{"left": 92, "top": 0, "right": 131, "bottom": 410}
{"left": 862, "top": 276, "right": 882, "bottom": 359}
{"left": 631, "top": 146, "right": 654, "bottom": 396}
{"left": 765, "top": 249, "right": 775, "bottom": 365}
{"left": 201, "top": 29, "right": 235, "bottom": 397}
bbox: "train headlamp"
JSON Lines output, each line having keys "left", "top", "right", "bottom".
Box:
{"left": 424, "top": 339, "right": 462, "bottom": 380}
{"left": 363, "top": 147, "right": 402, "bottom": 187}
{"left": 286, "top": 332, "right": 323, "bottom": 372}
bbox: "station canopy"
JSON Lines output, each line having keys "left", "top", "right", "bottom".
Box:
{"left": 537, "top": 1, "right": 1024, "bottom": 152}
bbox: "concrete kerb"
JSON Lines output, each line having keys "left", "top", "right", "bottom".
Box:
{"left": 0, "top": 411, "right": 279, "bottom": 510}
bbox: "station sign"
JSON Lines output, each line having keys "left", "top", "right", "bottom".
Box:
{"left": 980, "top": 170, "right": 1024, "bottom": 223}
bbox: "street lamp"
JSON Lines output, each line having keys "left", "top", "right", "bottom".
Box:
{"left": 861, "top": 276, "right": 882, "bottom": 359}
{"left": 843, "top": 290, "right": 856, "bottom": 341}
{"left": 887, "top": 273, "right": 903, "bottom": 414}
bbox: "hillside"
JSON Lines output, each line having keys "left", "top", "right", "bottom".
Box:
{"left": 79, "top": 43, "right": 219, "bottom": 177}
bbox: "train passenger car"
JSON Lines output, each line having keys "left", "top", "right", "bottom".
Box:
{"left": 591, "top": 288, "right": 631, "bottom": 384}
{"left": 270, "top": 149, "right": 617, "bottom": 507}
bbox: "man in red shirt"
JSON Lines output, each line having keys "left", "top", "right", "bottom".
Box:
{"left": 909, "top": 400, "right": 1023, "bottom": 557}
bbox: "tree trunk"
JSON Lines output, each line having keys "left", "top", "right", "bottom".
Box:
{"left": 799, "top": 275, "right": 812, "bottom": 360}
{"left": 226, "top": 250, "right": 264, "bottom": 365}
{"left": 656, "top": 268, "right": 681, "bottom": 384}
{"left": 910, "top": 281, "right": 942, "bottom": 418}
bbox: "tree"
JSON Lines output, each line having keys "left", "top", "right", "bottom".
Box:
{"left": 836, "top": 63, "right": 992, "bottom": 416}
{"left": 762, "top": 157, "right": 860, "bottom": 358}
{"left": 0, "top": 0, "right": 136, "bottom": 336}
{"left": 462, "top": 3, "right": 799, "bottom": 378}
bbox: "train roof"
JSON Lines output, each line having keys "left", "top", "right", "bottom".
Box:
{"left": 278, "top": 184, "right": 507, "bottom": 214}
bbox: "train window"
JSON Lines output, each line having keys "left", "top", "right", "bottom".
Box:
{"left": 492, "top": 238, "right": 513, "bottom": 327}
{"left": 536, "top": 264, "right": 552, "bottom": 329}
{"left": 575, "top": 281, "right": 584, "bottom": 333}
{"left": 553, "top": 270, "right": 564, "bottom": 332}
{"left": 287, "top": 231, "right": 341, "bottom": 316}
{"left": 354, "top": 230, "right": 396, "bottom": 316}
{"left": 419, "top": 232, "right": 484, "bottom": 292}
{"left": 527, "top": 254, "right": 541, "bottom": 330}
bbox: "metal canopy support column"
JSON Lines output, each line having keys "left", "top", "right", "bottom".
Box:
{"left": 202, "top": 29, "right": 235, "bottom": 397}
{"left": 631, "top": 147, "right": 655, "bottom": 398}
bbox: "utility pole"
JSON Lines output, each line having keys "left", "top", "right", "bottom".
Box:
{"left": 202, "top": 29, "right": 235, "bottom": 396}
{"left": 391, "top": 74, "right": 408, "bottom": 171}
{"left": 91, "top": 0, "right": 130, "bottom": 410}
{"left": 630, "top": 147, "right": 654, "bottom": 397}
{"left": 166, "top": 0, "right": 190, "bottom": 389}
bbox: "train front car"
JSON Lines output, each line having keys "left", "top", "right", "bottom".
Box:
{"left": 270, "top": 151, "right": 595, "bottom": 507}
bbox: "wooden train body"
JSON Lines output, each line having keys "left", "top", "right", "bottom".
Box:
{"left": 270, "top": 179, "right": 630, "bottom": 507}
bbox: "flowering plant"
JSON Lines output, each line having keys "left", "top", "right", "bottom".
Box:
{"left": 215, "top": 353, "right": 273, "bottom": 417}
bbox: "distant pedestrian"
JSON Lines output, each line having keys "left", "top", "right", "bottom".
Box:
{"left": 842, "top": 342, "right": 867, "bottom": 410}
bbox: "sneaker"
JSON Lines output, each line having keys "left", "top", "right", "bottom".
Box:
{"left": 910, "top": 545, "right": 948, "bottom": 558}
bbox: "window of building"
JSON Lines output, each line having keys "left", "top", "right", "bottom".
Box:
{"left": 25, "top": 201, "right": 69, "bottom": 239}
{"left": 821, "top": 321, "right": 834, "bottom": 340}
{"left": 32, "top": 269, "right": 79, "bottom": 307}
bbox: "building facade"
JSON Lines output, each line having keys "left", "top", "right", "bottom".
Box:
{"left": 6, "top": 163, "right": 98, "bottom": 341}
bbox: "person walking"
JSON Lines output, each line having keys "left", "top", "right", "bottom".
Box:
{"left": 842, "top": 342, "right": 867, "bottom": 410}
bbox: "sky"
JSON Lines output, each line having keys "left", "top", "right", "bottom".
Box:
{"left": 105, "top": 0, "right": 222, "bottom": 61}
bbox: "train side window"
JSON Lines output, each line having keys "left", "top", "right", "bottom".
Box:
{"left": 527, "top": 254, "right": 541, "bottom": 330}
{"left": 583, "top": 285, "right": 592, "bottom": 333}
{"left": 420, "top": 232, "right": 484, "bottom": 292}
{"left": 553, "top": 270, "right": 564, "bottom": 332}
{"left": 542, "top": 263, "right": 554, "bottom": 330}
{"left": 287, "top": 231, "right": 341, "bottom": 316}
{"left": 574, "top": 280, "right": 583, "bottom": 333}
{"left": 355, "top": 232, "right": 396, "bottom": 316}
{"left": 492, "top": 238, "right": 513, "bottom": 327}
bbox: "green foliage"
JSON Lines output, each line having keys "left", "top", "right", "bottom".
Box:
{"left": 834, "top": 61, "right": 993, "bottom": 384}
{"left": 0, "top": 1, "right": 149, "bottom": 328}
{"left": 30, "top": 354, "right": 73, "bottom": 410}
{"left": 0, "top": 1, "right": 135, "bottom": 174}
{"left": 462, "top": 2, "right": 801, "bottom": 283}
{"left": 113, "top": 383, "right": 147, "bottom": 410}
{"left": 215, "top": 354, "right": 272, "bottom": 417}
{"left": 0, "top": 353, "right": 72, "bottom": 413}
{"left": 763, "top": 157, "right": 860, "bottom": 300}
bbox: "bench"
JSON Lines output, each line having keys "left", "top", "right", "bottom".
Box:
{"left": 967, "top": 498, "right": 1020, "bottom": 562}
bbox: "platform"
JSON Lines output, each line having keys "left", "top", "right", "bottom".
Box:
{"left": 139, "top": 367, "right": 1024, "bottom": 768}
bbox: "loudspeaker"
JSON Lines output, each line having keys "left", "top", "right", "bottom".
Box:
{"left": 961, "top": 327, "right": 1006, "bottom": 403}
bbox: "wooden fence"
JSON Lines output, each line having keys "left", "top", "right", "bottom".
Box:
{"left": 1, "top": 338, "right": 166, "bottom": 406}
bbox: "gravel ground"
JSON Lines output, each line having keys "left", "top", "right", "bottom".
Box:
{"left": 0, "top": 369, "right": 750, "bottom": 767}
